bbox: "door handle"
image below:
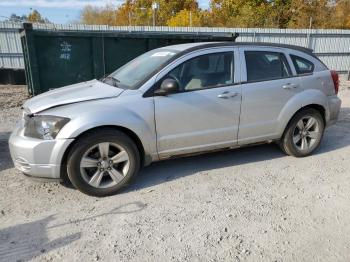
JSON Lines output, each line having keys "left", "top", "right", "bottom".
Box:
{"left": 218, "top": 91, "right": 239, "bottom": 99}
{"left": 282, "top": 83, "right": 299, "bottom": 89}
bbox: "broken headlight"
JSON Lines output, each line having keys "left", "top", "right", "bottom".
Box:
{"left": 24, "top": 115, "right": 70, "bottom": 140}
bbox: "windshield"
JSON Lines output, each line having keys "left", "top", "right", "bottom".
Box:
{"left": 107, "top": 48, "right": 179, "bottom": 89}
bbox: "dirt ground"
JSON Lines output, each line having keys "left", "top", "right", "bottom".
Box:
{"left": 0, "top": 78, "right": 350, "bottom": 262}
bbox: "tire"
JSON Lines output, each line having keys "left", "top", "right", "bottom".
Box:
{"left": 67, "top": 128, "right": 140, "bottom": 197}
{"left": 279, "top": 108, "right": 324, "bottom": 157}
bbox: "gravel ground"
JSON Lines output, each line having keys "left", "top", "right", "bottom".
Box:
{"left": 0, "top": 85, "right": 27, "bottom": 133}
{"left": 0, "top": 78, "right": 350, "bottom": 262}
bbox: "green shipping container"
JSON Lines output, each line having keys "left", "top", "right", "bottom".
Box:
{"left": 20, "top": 23, "right": 238, "bottom": 96}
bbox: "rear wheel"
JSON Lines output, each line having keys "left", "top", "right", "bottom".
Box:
{"left": 67, "top": 129, "right": 140, "bottom": 196}
{"left": 280, "top": 108, "right": 324, "bottom": 157}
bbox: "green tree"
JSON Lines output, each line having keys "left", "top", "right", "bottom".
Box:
{"left": 81, "top": 5, "right": 116, "bottom": 25}
{"left": 79, "top": 0, "right": 350, "bottom": 29}
{"left": 287, "top": 0, "right": 333, "bottom": 29}
{"left": 167, "top": 10, "right": 202, "bottom": 26}
{"left": 81, "top": 0, "right": 201, "bottom": 26}
{"left": 27, "top": 10, "right": 50, "bottom": 23}
{"left": 208, "top": 0, "right": 273, "bottom": 28}
{"left": 334, "top": 0, "right": 350, "bottom": 29}
{"left": 268, "top": 0, "right": 293, "bottom": 28}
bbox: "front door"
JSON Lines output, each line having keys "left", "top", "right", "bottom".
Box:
{"left": 153, "top": 48, "right": 242, "bottom": 158}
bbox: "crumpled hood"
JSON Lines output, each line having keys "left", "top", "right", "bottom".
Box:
{"left": 23, "top": 79, "right": 124, "bottom": 114}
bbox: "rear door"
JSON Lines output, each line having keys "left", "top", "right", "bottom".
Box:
{"left": 238, "top": 46, "right": 302, "bottom": 144}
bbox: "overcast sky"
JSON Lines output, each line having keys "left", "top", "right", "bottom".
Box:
{"left": 0, "top": 0, "right": 210, "bottom": 24}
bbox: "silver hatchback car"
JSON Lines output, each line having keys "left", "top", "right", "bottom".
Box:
{"left": 9, "top": 42, "right": 341, "bottom": 196}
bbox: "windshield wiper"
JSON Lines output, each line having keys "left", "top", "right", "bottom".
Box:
{"left": 100, "top": 76, "right": 120, "bottom": 87}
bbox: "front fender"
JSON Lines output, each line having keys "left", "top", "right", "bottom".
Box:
{"left": 50, "top": 97, "right": 157, "bottom": 161}
{"left": 277, "top": 89, "right": 328, "bottom": 136}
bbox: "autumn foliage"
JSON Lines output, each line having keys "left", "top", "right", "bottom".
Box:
{"left": 80, "top": 0, "right": 350, "bottom": 29}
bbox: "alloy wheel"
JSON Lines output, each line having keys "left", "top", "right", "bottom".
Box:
{"left": 292, "top": 116, "right": 321, "bottom": 152}
{"left": 80, "top": 142, "right": 130, "bottom": 188}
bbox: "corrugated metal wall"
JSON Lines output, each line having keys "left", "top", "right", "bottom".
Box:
{"left": 0, "top": 22, "right": 23, "bottom": 69}
{"left": 1, "top": 21, "right": 350, "bottom": 73}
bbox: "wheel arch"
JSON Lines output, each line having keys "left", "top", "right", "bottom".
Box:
{"left": 281, "top": 103, "right": 326, "bottom": 139}
{"left": 60, "top": 125, "right": 148, "bottom": 183}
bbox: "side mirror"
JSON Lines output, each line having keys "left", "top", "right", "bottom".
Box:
{"left": 154, "top": 78, "right": 179, "bottom": 96}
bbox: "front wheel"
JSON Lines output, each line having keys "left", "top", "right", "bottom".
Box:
{"left": 279, "top": 108, "right": 325, "bottom": 157}
{"left": 67, "top": 129, "right": 140, "bottom": 197}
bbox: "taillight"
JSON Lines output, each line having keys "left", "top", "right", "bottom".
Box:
{"left": 331, "top": 70, "right": 339, "bottom": 95}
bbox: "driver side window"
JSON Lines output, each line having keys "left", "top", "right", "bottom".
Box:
{"left": 166, "top": 52, "right": 234, "bottom": 92}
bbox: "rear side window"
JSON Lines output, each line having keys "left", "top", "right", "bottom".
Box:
{"left": 245, "top": 51, "right": 292, "bottom": 82}
{"left": 290, "top": 55, "right": 314, "bottom": 75}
